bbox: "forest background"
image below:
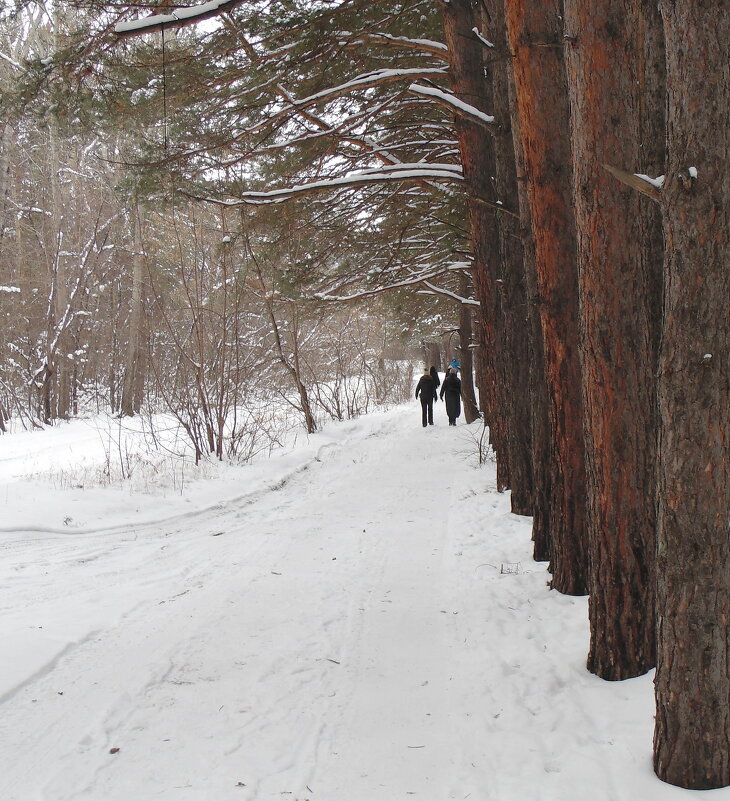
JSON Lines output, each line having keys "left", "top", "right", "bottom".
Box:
{"left": 0, "top": 0, "right": 728, "bottom": 791}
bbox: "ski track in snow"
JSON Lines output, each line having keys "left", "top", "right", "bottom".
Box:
{"left": 0, "top": 405, "right": 703, "bottom": 801}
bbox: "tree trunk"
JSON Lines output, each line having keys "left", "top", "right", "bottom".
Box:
{"left": 653, "top": 1, "right": 730, "bottom": 789}
{"left": 49, "top": 6, "right": 70, "bottom": 421}
{"left": 290, "top": 317, "right": 317, "bottom": 435}
{"left": 441, "top": 0, "right": 507, "bottom": 479}
{"left": 504, "top": 1, "right": 588, "bottom": 594}
{"left": 480, "top": 0, "right": 534, "bottom": 516}
{"left": 458, "top": 272, "right": 480, "bottom": 424}
{"left": 121, "top": 202, "right": 147, "bottom": 417}
{"left": 497, "top": 15, "right": 552, "bottom": 558}
{"left": 562, "top": 0, "right": 664, "bottom": 679}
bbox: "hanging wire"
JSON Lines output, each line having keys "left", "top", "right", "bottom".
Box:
{"left": 161, "top": 24, "right": 168, "bottom": 151}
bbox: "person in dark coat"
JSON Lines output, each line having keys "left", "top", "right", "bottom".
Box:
{"left": 440, "top": 368, "right": 462, "bottom": 425}
{"left": 415, "top": 368, "right": 438, "bottom": 427}
{"left": 429, "top": 366, "right": 441, "bottom": 390}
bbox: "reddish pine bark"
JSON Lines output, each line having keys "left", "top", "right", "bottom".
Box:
{"left": 441, "top": 0, "right": 506, "bottom": 475}
{"left": 653, "top": 0, "right": 730, "bottom": 789}
{"left": 562, "top": 0, "right": 664, "bottom": 678}
{"left": 493, "top": 9, "right": 552, "bottom": 558}
{"left": 480, "top": 0, "right": 534, "bottom": 516}
{"left": 504, "top": 1, "right": 588, "bottom": 594}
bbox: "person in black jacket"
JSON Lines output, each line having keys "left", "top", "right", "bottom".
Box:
{"left": 429, "top": 365, "right": 441, "bottom": 390}
{"left": 440, "top": 368, "right": 462, "bottom": 425}
{"left": 415, "top": 368, "right": 438, "bottom": 427}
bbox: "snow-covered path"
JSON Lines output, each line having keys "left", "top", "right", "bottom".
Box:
{"left": 0, "top": 405, "right": 705, "bottom": 801}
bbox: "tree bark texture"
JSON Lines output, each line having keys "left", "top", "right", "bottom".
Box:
{"left": 480, "top": 0, "right": 534, "bottom": 516}
{"left": 442, "top": 0, "right": 507, "bottom": 479}
{"left": 497, "top": 17, "right": 552, "bottom": 558}
{"left": 121, "top": 202, "right": 148, "bottom": 417}
{"left": 562, "top": 0, "right": 664, "bottom": 679}
{"left": 458, "top": 272, "right": 481, "bottom": 424}
{"left": 49, "top": 8, "right": 73, "bottom": 422}
{"left": 653, "top": 0, "right": 730, "bottom": 789}
{"left": 504, "top": 0, "right": 588, "bottom": 594}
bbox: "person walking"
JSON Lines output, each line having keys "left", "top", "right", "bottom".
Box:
{"left": 440, "top": 368, "right": 462, "bottom": 426}
{"left": 429, "top": 365, "right": 441, "bottom": 390}
{"left": 415, "top": 368, "right": 438, "bottom": 427}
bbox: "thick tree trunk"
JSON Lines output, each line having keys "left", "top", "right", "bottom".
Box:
{"left": 504, "top": 1, "right": 588, "bottom": 594}
{"left": 497, "top": 19, "right": 552, "bottom": 557}
{"left": 480, "top": 0, "right": 534, "bottom": 516}
{"left": 562, "top": 0, "right": 664, "bottom": 679}
{"left": 442, "top": 0, "right": 506, "bottom": 475}
{"left": 653, "top": 1, "right": 730, "bottom": 789}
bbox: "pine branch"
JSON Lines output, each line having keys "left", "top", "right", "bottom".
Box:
{"left": 115, "top": 0, "right": 246, "bottom": 37}
{"left": 603, "top": 164, "right": 662, "bottom": 202}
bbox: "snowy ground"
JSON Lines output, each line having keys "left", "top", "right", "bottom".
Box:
{"left": 0, "top": 402, "right": 721, "bottom": 801}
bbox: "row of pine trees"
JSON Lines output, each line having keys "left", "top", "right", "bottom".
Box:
{"left": 2, "top": 0, "right": 728, "bottom": 788}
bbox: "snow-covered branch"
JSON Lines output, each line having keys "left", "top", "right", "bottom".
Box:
{"left": 243, "top": 68, "right": 448, "bottom": 138}
{"left": 115, "top": 0, "right": 245, "bottom": 37}
{"left": 603, "top": 164, "right": 662, "bottom": 202}
{"left": 409, "top": 84, "right": 495, "bottom": 127}
{"left": 347, "top": 32, "right": 449, "bottom": 61}
{"left": 0, "top": 50, "right": 24, "bottom": 71}
{"left": 280, "top": 68, "right": 448, "bottom": 111}
{"left": 472, "top": 27, "right": 495, "bottom": 49}
{"left": 316, "top": 263, "right": 470, "bottom": 303}
{"left": 195, "top": 164, "right": 464, "bottom": 206}
{"left": 419, "top": 280, "right": 480, "bottom": 306}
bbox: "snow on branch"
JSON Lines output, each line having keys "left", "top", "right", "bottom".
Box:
{"left": 348, "top": 32, "right": 449, "bottom": 60}
{"left": 603, "top": 164, "right": 662, "bottom": 202}
{"left": 355, "top": 162, "right": 461, "bottom": 177}
{"left": 419, "top": 280, "right": 480, "bottom": 306}
{"left": 0, "top": 50, "right": 24, "bottom": 71}
{"left": 315, "top": 261, "right": 472, "bottom": 303}
{"left": 115, "top": 0, "right": 245, "bottom": 36}
{"left": 244, "top": 68, "right": 448, "bottom": 138}
{"left": 316, "top": 263, "right": 471, "bottom": 303}
{"left": 196, "top": 164, "right": 464, "bottom": 206}
{"left": 409, "top": 84, "right": 494, "bottom": 126}
{"left": 472, "top": 27, "right": 495, "bottom": 49}
{"left": 287, "top": 68, "right": 449, "bottom": 108}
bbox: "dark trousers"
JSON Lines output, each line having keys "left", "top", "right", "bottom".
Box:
{"left": 420, "top": 397, "right": 434, "bottom": 426}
